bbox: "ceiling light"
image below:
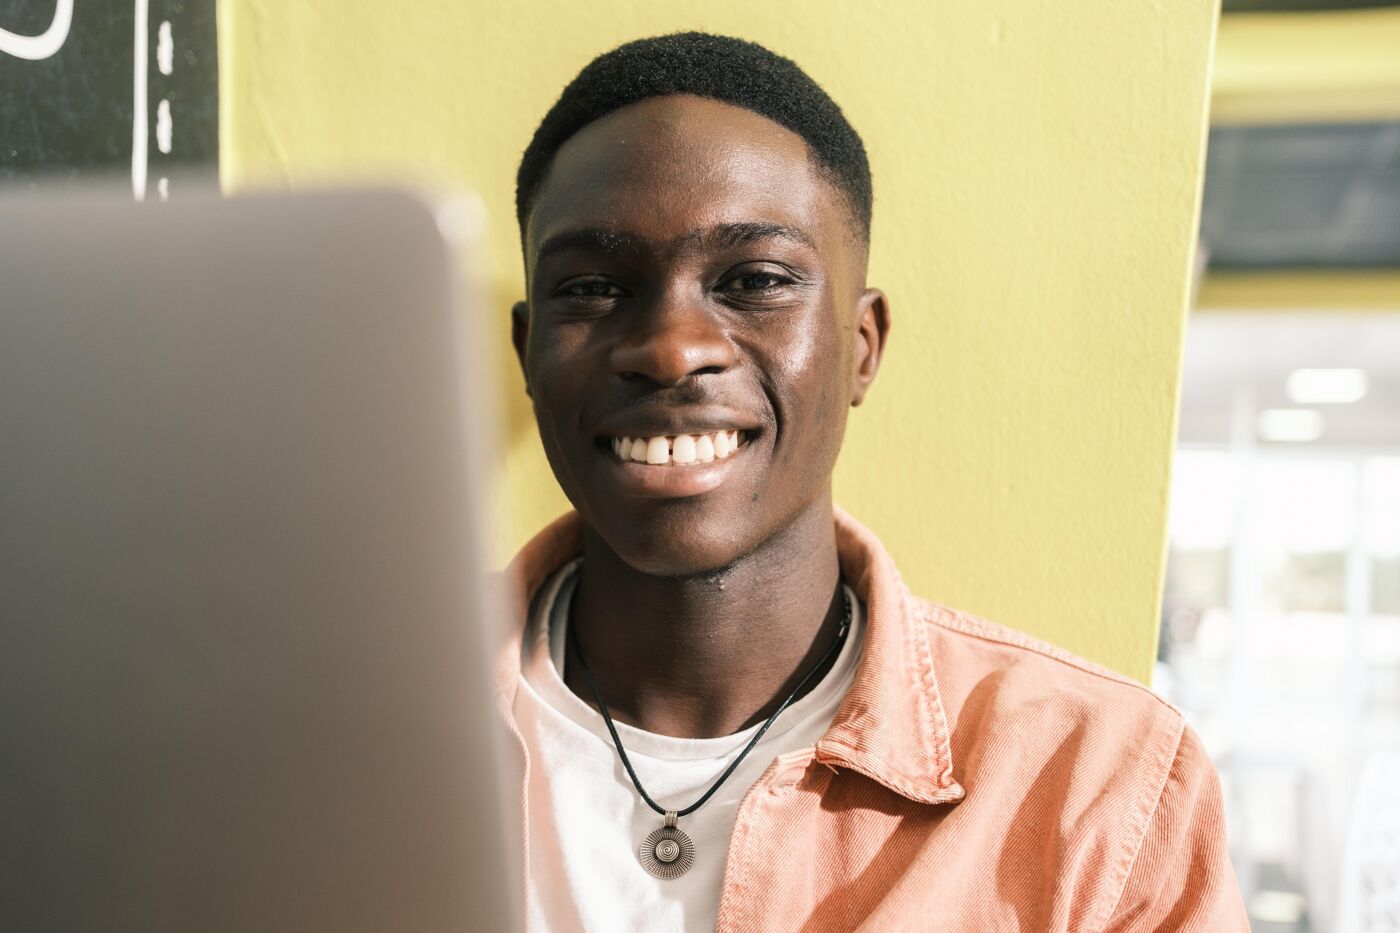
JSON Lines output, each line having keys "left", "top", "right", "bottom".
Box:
{"left": 1258, "top": 408, "right": 1324, "bottom": 443}
{"left": 1286, "top": 368, "right": 1368, "bottom": 404}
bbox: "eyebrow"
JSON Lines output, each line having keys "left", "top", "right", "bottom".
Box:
{"left": 535, "top": 228, "right": 634, "bottom": 263}
{"left": 534, "top": 221, "right": 815, "bottom": 263}
{"left": 699, "top": 222, "right": 815, "bottom": 252}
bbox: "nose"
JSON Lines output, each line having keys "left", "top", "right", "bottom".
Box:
{"left": 609, "top": 289, "right": 737, "bottom": 385}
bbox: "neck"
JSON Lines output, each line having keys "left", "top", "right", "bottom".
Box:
{"left": 565, "top": 495, "right": 844, "bottom": 739}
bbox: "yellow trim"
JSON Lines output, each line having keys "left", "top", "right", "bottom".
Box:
{"left": 1197, "top": 271, "right": 1400, "bottom": 310}
{"left": 1213, "top": 8, "right": 1400, "bottom": 124}
{"left": 216, "top": 0, "right": 231, "bottom": 189}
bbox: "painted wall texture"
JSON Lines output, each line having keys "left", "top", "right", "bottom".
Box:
{"left": 218, "top": 0, "right": 1219, "bottom": 683}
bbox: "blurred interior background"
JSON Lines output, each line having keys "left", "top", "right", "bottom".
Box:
{"left": 1162, "top": 2, "right": 1400, "bottom": 930}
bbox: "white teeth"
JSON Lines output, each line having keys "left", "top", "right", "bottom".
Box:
{"left": 672, "top": 434, "right": 697, "bottom": 465}
{"left": 611, "top": 430, "right": 748, "bottom": 466}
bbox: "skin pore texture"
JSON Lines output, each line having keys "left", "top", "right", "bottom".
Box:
{"left": 513, "top": 94, "right": 891, "bottom": 739}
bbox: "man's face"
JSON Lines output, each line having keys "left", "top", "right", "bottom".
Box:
{"left": 515, "top": 94, "right": 884, "bottom": 576}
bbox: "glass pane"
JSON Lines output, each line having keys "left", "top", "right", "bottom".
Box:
{"left": 1164, "top": 548, "right": 1230, "bottom": 611}
{"left": 1374, "top": 558, "right": 1400, "bottom": 615}
{"left": 1363, "top": 457, "right": 1400, "bottom": 559}
{"left": 1170, "top": 450, "right": 1244, "bottom": 550}
{"left": 1278, "top": 552, "right": 1347, "bottom": 613}
{"left": 1255, "top": 459, "right": 1356, "bottom": 554}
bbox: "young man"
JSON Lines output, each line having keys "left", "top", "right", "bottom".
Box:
{"left": 502, "top": 32, "right": 1247, "bottom": 932}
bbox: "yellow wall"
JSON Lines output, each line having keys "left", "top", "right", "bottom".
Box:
{"left": 219, "top": 0, "right": 1219, "bottom": 683}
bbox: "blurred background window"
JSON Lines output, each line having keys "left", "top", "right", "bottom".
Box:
{"left": 1164, "top": 3, "right": 1400, "bottom": 930}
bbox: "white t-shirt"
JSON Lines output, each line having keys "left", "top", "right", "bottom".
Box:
{"left": 513, "top": 561, "right": 866, "bottom": 933}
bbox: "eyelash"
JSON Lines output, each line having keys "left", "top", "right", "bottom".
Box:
{"left": 719, "top": 271, "right": 793, "bottom": 293}
{"left": 558, "top": 278, "right": 626, "bottom": 301}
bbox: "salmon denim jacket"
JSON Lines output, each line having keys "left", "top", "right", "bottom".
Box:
{"left": 498, "top": 508, "right": 1250, "bottom": 932}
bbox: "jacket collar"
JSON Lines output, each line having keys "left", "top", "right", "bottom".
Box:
{"left": 497, "top": 508, "right": 964, "bottom": 807}
{"left": 816, "top": 508, "right": 964, "bottom": 804}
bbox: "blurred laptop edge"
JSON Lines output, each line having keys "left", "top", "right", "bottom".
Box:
{"left": 0, "top": 185, "right": 517, "bottom": 932}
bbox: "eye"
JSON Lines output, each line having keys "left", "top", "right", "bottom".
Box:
{"left": 555, "top": 277, "right": 627, "bottom": 302}
{"left": 718, "top": 269, "right": 793, "bottom": 293}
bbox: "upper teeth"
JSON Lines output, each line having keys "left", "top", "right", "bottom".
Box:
{"left": 611, "top": 430, "right": 746, "bottom": 466}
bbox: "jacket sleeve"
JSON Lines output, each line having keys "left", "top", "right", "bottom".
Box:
{"left": 1101, "top": 723, "right": 1250, "bottom": 932}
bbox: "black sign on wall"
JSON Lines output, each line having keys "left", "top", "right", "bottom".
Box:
{"left": 1, "top": 0, "right": 218, "bottom": 198}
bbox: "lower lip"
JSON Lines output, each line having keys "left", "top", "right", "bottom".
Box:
{"left": 600, "top": 442, "right": 750, "bottom": 499}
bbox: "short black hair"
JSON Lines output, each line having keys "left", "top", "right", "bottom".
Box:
{"left": 515, "top": 32, "right": 872, "bottom": 241}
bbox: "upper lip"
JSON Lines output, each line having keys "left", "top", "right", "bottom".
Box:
{"left": 594, "top": 406, "right": 761, "bottom": 439}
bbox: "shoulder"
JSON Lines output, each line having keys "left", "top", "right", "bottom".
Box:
{"left": 910, "top": 593, "right": 1197, "bottom": 833}
{"left": 907, "top": 597, "right": 1232, "bottom": 921}
{"left": 909, "top": 593, "right": 1184, "bottom": 744}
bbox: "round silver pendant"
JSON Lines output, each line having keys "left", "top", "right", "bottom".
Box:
{"left": 639, "top": 813, "right": 695, "bottom": 880}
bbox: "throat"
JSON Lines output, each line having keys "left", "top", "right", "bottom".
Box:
{"left": 561, "top": 514, "right": 846, "bottom": 739}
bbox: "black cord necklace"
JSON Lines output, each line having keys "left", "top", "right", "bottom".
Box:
{"left": 567, "top": 589, "right": 852, "bottom": 880}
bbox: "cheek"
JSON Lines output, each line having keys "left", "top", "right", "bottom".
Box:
{"left": 763, "top": 290, "right": 843, "bottom": 393}
{"left": 529, "top": 319, "right": 592, "bottom": 386}
{"left": 765, "top": 308, "right": 850, "bottom": 472}
{"left": 527, "top": 324, "right": 593, "bottom": 441}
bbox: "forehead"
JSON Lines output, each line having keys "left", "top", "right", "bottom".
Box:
{"left": 527, "top": 94, "right": 845, "bottom": 254}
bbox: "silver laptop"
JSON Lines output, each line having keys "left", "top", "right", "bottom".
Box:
{"left": 0, "top": 186, "right": 517, "bottom": 932}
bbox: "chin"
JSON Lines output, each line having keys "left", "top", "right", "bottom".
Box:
{"left": 591, "top": 510, "right": 753, "bottom": 580}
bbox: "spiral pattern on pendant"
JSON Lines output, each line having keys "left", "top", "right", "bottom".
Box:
{"left": 639, "top": 825, "right": 696, "bottom": 880}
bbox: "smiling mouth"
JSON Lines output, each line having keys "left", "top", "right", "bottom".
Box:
{"left": 606, "top": 430, "right": 749, "bottom": 466}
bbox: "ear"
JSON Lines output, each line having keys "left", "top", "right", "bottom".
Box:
{"left": 511, "top": 300, "right": 532, "bottom": 398}
{"left": 850, "top": 288, "right": 891, "bottom": 407}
